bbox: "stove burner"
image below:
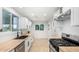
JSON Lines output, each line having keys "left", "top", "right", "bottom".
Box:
{"left": 49, "top": 39, "right": 79, "bottom": 52}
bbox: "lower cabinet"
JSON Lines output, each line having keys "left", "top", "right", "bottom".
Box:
{"left": 25, "top": 37, "right": 33, "bottom": 52}
{"left": 15, "top": 41, "right": 25, "bottom": 52}
{"left": 9, "top": 37, "right": 33, "bottom": 52}
{"left": 25, "top": 39, "right": 29, "bottom": 51}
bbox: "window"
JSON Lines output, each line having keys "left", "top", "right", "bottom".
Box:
{"left": 2, "top": 9, "right": 19, "bottom": 32}
{"left": 12, "top": 14, "right": 19, "bottom": 31}
{"left": 35, "top": 25, "right": 39, "bottom": 30}
{"left": 40, "top": 24, "right": 44, "bottom": 30}
{"left": 35, "top": 24, "right": 44, "bottom": 31}
{"left": 2, "top": 9, "right": 11, "bottom": 32}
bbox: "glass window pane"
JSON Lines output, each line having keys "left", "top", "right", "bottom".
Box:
{"left": 40, "top": 24, "right": 44, "bottom": 30}
{"left": 2, "top": 9, "right": 11, "bottom": 32}
{"left": 35, "top": 25, "right": 39, "bottom": 30}
{"left": 12, "top": 14, "right": 19, "bottom": 31}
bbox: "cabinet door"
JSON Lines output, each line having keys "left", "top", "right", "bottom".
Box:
{"left": 19, "top": 17, "right": 27, "bottom": 29}
{"left": 25, "top": 37, "right": 33, "bottom": 52}
{"left": 25, "top": 39, "right": 29, "bottom": 51}
{"left": 71, "top": 7, "right": 79, "bottom": 26}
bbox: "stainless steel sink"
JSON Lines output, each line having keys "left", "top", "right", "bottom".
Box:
{"left": 15, "top": 35, "right": 28, "bottom": 39}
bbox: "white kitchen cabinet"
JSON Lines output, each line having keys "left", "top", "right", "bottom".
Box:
{"left": 25, "top": 38, "right": 29, "bottom": 52}
{"left": 19, "top": 17, "right": 27, "bottom": 29}
{"left": 25, "top": 37, "right": 33, "bottom": 52}
{"left": 19, "top": 17, "right": 32, "bottom": 30}
{"left": 71, "top": 7, "right": 79, "bottom": 26}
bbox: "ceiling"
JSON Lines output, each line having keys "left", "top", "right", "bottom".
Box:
{"left": 13, "top": 7, "right": 58, "bottom": 22}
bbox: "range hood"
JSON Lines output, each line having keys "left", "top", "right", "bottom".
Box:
{"left": 55, "top": 9, "right": 71, "bottom": 21}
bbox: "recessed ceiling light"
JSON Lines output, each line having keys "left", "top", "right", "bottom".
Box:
{"left": 31, "top": 13, "right": 35, "bottom": 16}
{"left": 19, "top": 7, "right": 24, "bottom": 8}
{"left": 43, "top": 13, "right": 47, "bottom": 16}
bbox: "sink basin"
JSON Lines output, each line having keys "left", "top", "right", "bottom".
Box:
{"left": 15, "top": 35, "right": 28, "bottom": 39}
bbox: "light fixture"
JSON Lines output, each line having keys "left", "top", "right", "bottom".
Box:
{"left": 19, "top": 7, "right": 24, "bottom": 8}
{"left": 43, "top": 13, "right": 47, "bottom": 16}
{"left": 31, "top": 13, "right": 35, "bottom": 16}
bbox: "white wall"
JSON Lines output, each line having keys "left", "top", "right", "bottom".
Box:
{"left": 48, "top": 19, "right": 55, "bottom": 37}
{"left": 31, "top": 22, "right": 48, "bottom": 39}
{"left": 54, "top": 17, "right": 79, "bottom": 36}
{"left": 48, "top": 18, "right": 63, "bottom": 36}
{"left": 0, "top": 7, "right": 21, "bottom": 43}
{"left": 62, "top": 19, "right": 79, "bottom": 36}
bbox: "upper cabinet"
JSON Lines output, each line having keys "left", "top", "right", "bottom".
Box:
{"left": 19, "top": 17, "right": 32, "bottom": 30}
{"left": 71, "top": 7, "right": 79, "bottom": 26}
{"left": 19, "top": 17, "right": 26, "bottom": 29}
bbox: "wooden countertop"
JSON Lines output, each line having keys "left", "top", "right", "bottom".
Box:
{"left": 59, "top": 46, "right": 79, "bottom": 52}
{"left": 0, "top": 34, "right": 31, "bottom": 52}
{"left": 0, "top": 39, "right": 25, "bottom": 52}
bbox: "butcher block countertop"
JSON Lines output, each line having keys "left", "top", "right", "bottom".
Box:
{"left": 0, "top": 33, "right": 31, "bottom": 52}
{"left": 0, "top": 39, "right": 25, "bottom": 52}
{"left": 59, "top": 46, "right": 79, "bottom": 52}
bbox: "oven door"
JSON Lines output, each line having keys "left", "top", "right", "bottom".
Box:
{"left": 49, "top": 43, "right": 57, "bottom": 52}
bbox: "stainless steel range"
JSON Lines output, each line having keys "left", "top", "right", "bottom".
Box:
{"left": 49, "top": 34, "right": 79, "bottom": 52}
